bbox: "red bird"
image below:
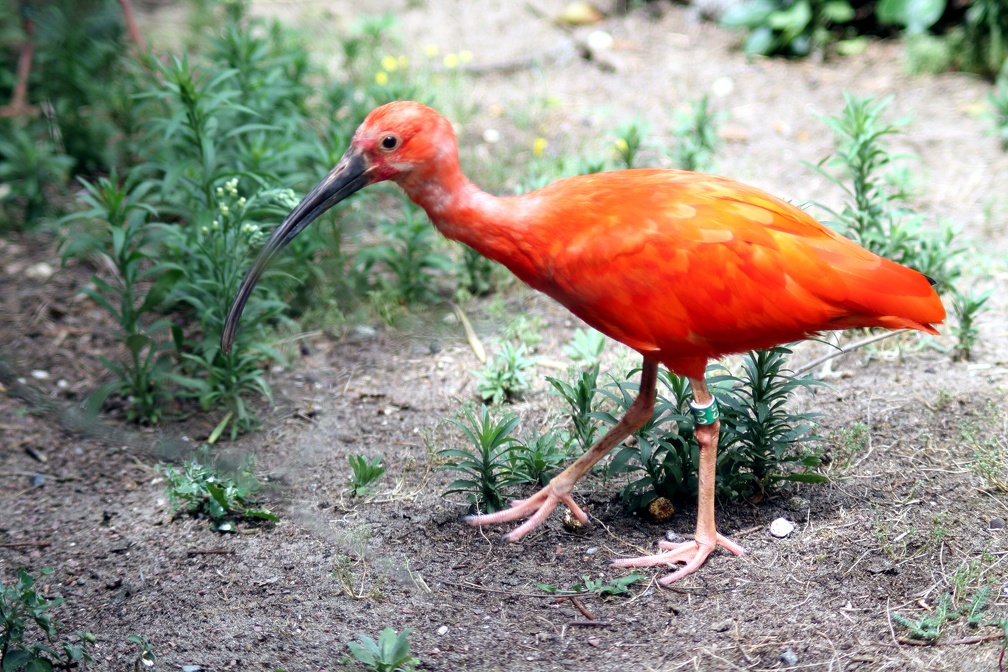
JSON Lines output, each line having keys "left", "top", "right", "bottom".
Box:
{"left": 223, "top": 101, "right": 945, "bottom": 583}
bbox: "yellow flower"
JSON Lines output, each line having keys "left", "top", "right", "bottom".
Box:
{"left": 375, "top": 71, "right": 389, "bottom": 86}
{"left": 533, "top": 137, "right": 547, "bottom": 158}
{"left": 397, "top": 55, "right": 409, "bottom": 69}
{"left": 381, "top": 55, "right": 398, "bottom": 72}
{"left": 459, "top": 50, "right": 473, "bottom": 63}
{"left": 614, "top": 138, "right": 629, "bottom": 152}
{"left": 424, "top": 43, "right": 439, "bottom": 58}
{"left": 443, "top": 53, "right": 459, "bottom": 69}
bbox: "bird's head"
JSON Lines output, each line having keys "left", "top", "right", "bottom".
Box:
{"left": 220, "top": 101, "right": 454, "bottom": 353}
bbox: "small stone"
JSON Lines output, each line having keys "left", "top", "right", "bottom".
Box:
{"left": 781, "top": 650, "right": 799, "bottom": 665}
{"left": 30, "top": 370, "right": 50, "bottom": 380}
{"left": 562, "top": 508, "right": 586, "bottom": 532}
{"left": 437, "top": 625, "right": 448, "bottom": 635}
{"left": 585, "top": 29, "right": 614, "bottom": 52}
{"left": 645, "top": 496, "right": 675, "bottom": 523}
{"left": 584, "top": 547, "right": 598, "bottom": 555}
{"left": 990, "top": 518, "right": 1006, "bottom": 530}
{"left": 26, "top": 262, "right": 54, "bottom": 280}
{"left": 587, "top": 635, "right": 601, "bottom": 647}
{"left": 665, "top": 531, "right": 685, "bottom": 544}
{"left": 786, "top": 495, "right": 809, "bottom": 511}
{"left": 30, "top": 473, "right": 45, "bottom": 487}
{"left": 711, "top": 619, "right": 732, "bottom": 632}
{"left": 711, "top": 76, "right": 734, "bottom": 97}
{"left": 770, "top": 517, "right": 795, "bottom": 538}
{"left": 482, "top": 128, "right": 501, "bottom": 144}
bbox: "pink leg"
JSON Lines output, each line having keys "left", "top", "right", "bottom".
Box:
{"left": 612, "top": 377, "right": 744, "bottom": 584}
{"left": 466, "top": 360, "right": 659, "bottom": 541}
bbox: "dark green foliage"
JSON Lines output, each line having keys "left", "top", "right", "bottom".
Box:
{"left": 713, "top": 347, "right": 825, "bottom": 499}
{"left": 721, "top": 0, "right": 855, "bottom": 57}
{"left": 0, "top": 122, "right": 74, "bottom": 228}
{"left": 990, "top": 75, "right": 1008, "bottom": 148}
{"left": 440, "top": 404, "right": 521, "bottom": 512}
{"left": 537, "top": 572, "right": 646, "bottom": 597}
{"left": 608, "top": 349, "right": 824, "bottom": 512}
{"left": 876, "top": 0, "right": 946, "bottom": 34}
{"left": 1, "top": 567, "right": 95, "bottom": 671}
{"left": 959, "top": 0, "right": 1008, "bottom": 77}
{"left": 159, "top": 450, "right": 279, "bottom": 531}
{"left": 547, "top": 364, "right": 602, "bottom": 453}
{"left": 950, "top": 286, "right": 992, "bottom": 361}
{"left": 508, "top": 428, "right": 573, "bottom": 486}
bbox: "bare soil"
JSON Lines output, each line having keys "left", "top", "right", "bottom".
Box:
{"left": 3, "top": 1, "right": 1008, "bottom": 670}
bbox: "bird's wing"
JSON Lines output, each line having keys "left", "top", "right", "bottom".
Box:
{"left": 530, "top": 171, "right": 943, "bottom": 362}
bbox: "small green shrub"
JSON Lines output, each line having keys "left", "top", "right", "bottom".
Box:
{"left": 537, "top": 572, "right": 645, "bottom": 597}
{"left": 346, "top": 627, "right": 418, "bottom": 672}
{"left": 563, "top": 329, "right": 606, "bottom": 365}
{"left": 721, "top": 0, "right": 855, "bottom": 57}
{"left": 508, "top": 428, "right": 572, "bottom": 486}
{"left": 348, "top": 454, "right": 386, "bottom": 496}
{"left": 670, "top": 95, "right": 722, "bottom": 172}
{"left": 0, "top": 121, "right": 75, "bottom": 228}
{"left": 950, "top": 286, "right": 992, "bottom": 361}
{"left": 813, "top": 92, "right": 962, "bottom": 293}
{"left": 440, "top": 404, "right": 520, "bottom": 512}
{"left": 159, "top": 449, "right": 278, "bottom": 531}
{"left": 989, "top": 76, "right": 1008, "bottom": 149}
{"left": 474, "top": 342, "right": 535, "bottom": 405}
{"left": 546, "top": 364, "right": 602, "bottom": 453}
{"left": 0, "top": 567, "right": 95, "bottom": 671}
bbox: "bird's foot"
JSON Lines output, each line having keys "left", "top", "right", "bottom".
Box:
{"left": 612, "top": 533, "right": 744, "bottom": 585}
{"left": 464, "top": 485, "right": 588, "bottom": 541}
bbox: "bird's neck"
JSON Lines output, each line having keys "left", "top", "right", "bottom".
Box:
{"left": 399, "top": 168, "right": 547, "bottom": 285}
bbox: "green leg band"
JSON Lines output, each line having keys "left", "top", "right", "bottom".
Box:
{"left": 690, "top": 397, "right": 719, "bottom": 425}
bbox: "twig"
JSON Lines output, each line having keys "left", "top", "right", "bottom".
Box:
{"left": 568, "top": 620, "right": 611, "bottom": 627}
{"left": 452, "top": 303, "right": 486, "bottom": 363}
{"left": 897, "top": 632, "right": 1004, "bottom": 646}
{"left": 186, "top": 548, "right": 235, "bottom": 556}
{"left": 0, "top": 541, "right": 51, "bottom": 548}
{"left": 570, "top": 596, "right": 595, "bottom": 620}
{"left": 794, "top": 331, "right": 903, "bottom": 376}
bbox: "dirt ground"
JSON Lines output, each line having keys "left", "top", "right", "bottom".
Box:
{"left": 3, "top": 1, "right": 1008, "bottom": 670}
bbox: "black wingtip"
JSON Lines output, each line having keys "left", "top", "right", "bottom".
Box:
{"left": 925, "top": 274, "right": 937, "bottom": 286}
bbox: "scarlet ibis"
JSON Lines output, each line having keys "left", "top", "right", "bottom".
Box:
{"left": 222, "top": 101, "right": 944, "bottom": 584}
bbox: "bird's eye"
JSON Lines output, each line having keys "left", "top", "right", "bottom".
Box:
{"left": 380, "top": 135, "right": 399, "bottom": 151}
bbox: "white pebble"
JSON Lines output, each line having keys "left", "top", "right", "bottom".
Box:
{"left": 26, "top": 262, "right": 54, "bottom": 279}
{"left": 586, "top": 30, "right": 614, "bottom": 52}
{"left": 437, "top": 625, "right": 448, "bottom": 635}
{"left": 482, "top": 128, "right": 501, "bottom": 144}
{"left": 30, "top": 370, "right": 50, "bottom": 380}
{"left": 711, "top": 76, "right": 735, "bottom": 98}
{"left": 770, "top": 517, "right": 795, "bottom": 538}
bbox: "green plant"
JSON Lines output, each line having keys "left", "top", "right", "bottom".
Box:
{"left": 346, "top": 627, "right": 418, "bottom": 672}
{"left": 950, "top": 286, "right": 992, "bottom": 361}
{"left": 960, "top": 0, "right": 1008, "bottom": 77}
{"left": 831, "top": 421, "right": 869, "bottom": 469}
{"left": 714, "top": 347, "right": 826, "bottom": 499}
{"left": 474, "top": 342, "right": 535, "bottom": 405}
{"left": 1, "top": 567, "right": 95, "bottom": 671}
{"left": 0, "top": 121, "right": 74, "bottom": 228}
{"left": 440, "top": 404, "right": 520, "bottom": 512}
{"left": 813, "top": 92, "right": 962, "bottom": 293}
{"left": 612, "top": 120, "right": 648, "bottom": 169}
{"left": 546, "top": 364, "right": 602, "bottom": 453}
{"left": 963, "top": 402, "right": 1008, "bottom": 492}
{"left": 159, "top": 449, "right": 279, "bottom": 531}
{"left": 721, "top": 0, "right": 855, "bottom": 57}
{"left": 537, "top": 572, "right": 645, "bottom": 597}
{"left": 458, "top": 245, "right": 496, "bottom": 297}
{"left": 61, "top": 168, "right": 180, "bottom": 424}
{"left": 508, "top": 428, "right": 572, "bottom": 486}
{"left": 348, "top": 454, "right": 385, "bottom": 496}
{"left": 563, "top": 328, "right": 606, "bottom": 364}
{"left": 669, "top": 95, "right": 721, "bottom": 172}
{"left": 127, "top": 634, "right": 156, "bottom": 669}
{"left": 892, "top": 592, "right": 952, "bottom": 640}
{"left": 358, "top": 199, "right": 454, "bottom": 306}
{"left": 606, "top": 369, "right": 700, "bottom": 511}
{"left": 876, "top": 0, "right": 945, "bottom": 34}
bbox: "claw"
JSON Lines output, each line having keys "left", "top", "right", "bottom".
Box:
{"left": 612, "top": 532, "right": 744, "bottom": 584}
{"left": 464, "top": 486, "right": 589, "bottom": 541}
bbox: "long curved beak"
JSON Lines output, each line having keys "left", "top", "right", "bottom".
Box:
{"left": 221, "top": 148, "right": 370, "bottom": 353}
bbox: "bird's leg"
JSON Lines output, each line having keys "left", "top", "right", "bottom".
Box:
{"left": 612, "top": 377, "right": 744, "bottom": 584}
{"left": 466, "top": 359, "right": 659, "bottom": 541}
